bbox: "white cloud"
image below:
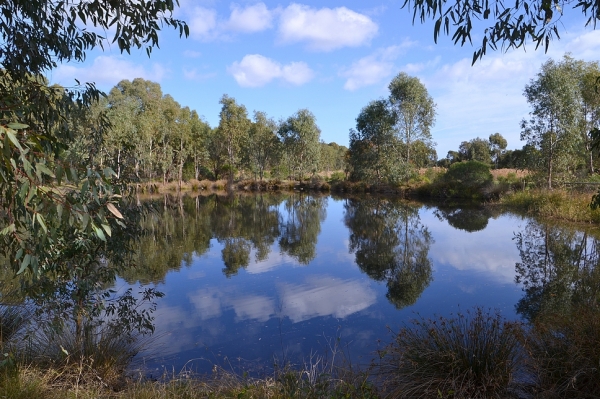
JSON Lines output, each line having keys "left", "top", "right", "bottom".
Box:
{"left": 228, "top": 54, "right": 314, "bottom": 87}
{"left": 226, "top": 3, "right": 274, "bottom": 33}
{"left": 188, "top": 6, "right": 218, "bottom": 40}
{"left": 341, "top": 45, "right": 411, "bottom": 90}
{"left": 278, "top": 4, "right": 378, "bottom": 51}
{"left": 51, "top": 56, "right": 167, "bottom": 87}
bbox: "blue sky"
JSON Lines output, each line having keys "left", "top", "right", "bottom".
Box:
{"left": 49, "top": 0, "right": 600, "bottom": 157}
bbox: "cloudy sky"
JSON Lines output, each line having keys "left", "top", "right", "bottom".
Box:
{"left": 49, "top": 0, "right": 600, "bottom": 157}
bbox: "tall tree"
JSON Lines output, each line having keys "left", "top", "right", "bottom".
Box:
{"left": 521, "top": 56, "right": 583, "bottom": 189}
{"left": 489, "top": 133, "right": 508, "bottom": 169}
{"left": 579, "top": 62, "right": 600, "bottom": 174}
{"left": 388, "top": 72, "right": 436, "bottom": 165}
{"left": 217, "top": 95, "right": 250, "bottom": 185}
{"left": 349, "top": 99, "right": 405, "bottom": 183}
{"left": 278, "top": 109, "right": 322, "bottom": 180}
{"left": 245, "top": 111, "right": 281, "bottom": 181}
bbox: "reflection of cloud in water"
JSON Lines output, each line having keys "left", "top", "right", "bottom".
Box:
{"left": 187, "top": 276, "right": 376, "bottom": 324}
{"left": 245, "top": 250, "right": 297, "bottom": 274}
{"left": 279, "top": 276, "right": 376, "bottom": 323}
{"left": 429, "top": 215, "right": 520, "bottom": 283}
{"left": 230, "top": 295, "right": 275, "bottom": 322}
{"left": 188, "top": 287, "right": 275, "bottom": 322}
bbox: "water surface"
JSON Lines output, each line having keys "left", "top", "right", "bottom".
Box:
{"left": 121, "top": 193, "right": 600, "bottom": 375}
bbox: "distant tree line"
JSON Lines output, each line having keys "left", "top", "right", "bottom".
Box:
{"left": 67, "top": 78, "right": 348, "bottom": 186}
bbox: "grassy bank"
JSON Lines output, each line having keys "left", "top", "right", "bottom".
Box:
{"left": 499, "top": 189, "right": 600, "bottom": 224}
{"left": 135, "top": 172, "right": 600, "bottom": 224}
{"left": 1, "top": 358, "right": 377, "bottom": 399}
{"left": 3, "top": 306, "right": 600, "bottom": 398}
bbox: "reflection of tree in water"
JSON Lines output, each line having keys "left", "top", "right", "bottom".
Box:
{"left": 344, "top": 197, "right": 434, "bottom": 309}
{"left": 434, "top": 204, "right": 494, "bottom": 232}
{"left": 514, "top": 220, "right": 600, "bottom": 321}
{"left": 279, "top": 194, "right": 327, "bottom": 264}
{"left": 120, "top": 195, "right": 214, "bottom": 284}
{"left": 211, "top": 194, "right": 282, "bottom": 277}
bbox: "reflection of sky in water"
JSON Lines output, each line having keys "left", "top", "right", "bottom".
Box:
{"left": 136, "top": 198, "right": 528, "bottom": 374}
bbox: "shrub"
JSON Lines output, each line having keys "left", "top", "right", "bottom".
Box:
{"left": 378, "top": 307, "right": 524, "bottom": 398}
{"left": 329, "top": 171, "right": 346, "bottom": 182}
{"left": 443, "top": 161, "right": 492, "bottom": 188}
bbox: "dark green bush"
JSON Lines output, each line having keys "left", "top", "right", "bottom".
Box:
{"left": 443, "top": 161, "right": 492, "bottom": 188}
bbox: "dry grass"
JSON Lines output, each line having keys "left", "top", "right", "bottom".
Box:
{"left": 0, "top": 360, "right": 378, "bottom": 399}
{"left": 490, "top": 168, "right": 530, "bottom": 179}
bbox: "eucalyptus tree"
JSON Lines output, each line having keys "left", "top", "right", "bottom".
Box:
{"left": 173, "top": 106, "right": 195, "bottom": 188}
{"left": 458, "top": 137, "right": 492, "bottom": 164}
{"left": 189, "top": 115, "right": 211, "bottom": 181}
{"left": 388, "top": 72, "right": 436, "bottom": 165}
{"left": 103, "top": 96, "right": 139, "bottom": 179}
{"left": 278, "top": 109, "right": 322, "bottom": 180}
{"left": 0, "top": 0, "right": 186, "bottom": 276}
{"left": 410, "top": 140, "right": 438, "bottom": 167}
{"left": 245, "top": 111, "right": 281, "bottom": 181}
{"left": 521, "top": 56, "right": 584, "bottom": 189}
{"left": 489, "top": 133, "right": 508, "bottom": 169}
{"left": 206, "top": 127, "right": 228, "bottom": 180}
{"left": 217, "top": 94, "right": 250, "bottom": 184}
{"left": 579, "top": 62, "right": 600, "bottom": 174}
{"left": 107, "top": 78, "right": 165, "bottom": 180}
{"left": 155, "top": 95, "right": 180, "bottom": 185}
{"left": 349, "top": 99, "right": 403, "bottom": 183}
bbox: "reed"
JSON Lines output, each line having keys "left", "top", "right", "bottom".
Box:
{"left": 377, "top": 307, "right": 525, "bottom": 398}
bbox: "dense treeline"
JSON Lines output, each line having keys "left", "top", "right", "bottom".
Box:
{"left": 67, "top": 78, "right": 348, "bottom": 186}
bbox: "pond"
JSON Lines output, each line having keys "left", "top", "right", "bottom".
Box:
{"left": 120, "top": 192, "right": 600, "bottom": 376}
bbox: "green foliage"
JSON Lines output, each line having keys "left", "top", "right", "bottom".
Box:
{"left": 434, "top": 161, "right": 493, "bottom": 198}
{"left": 521, "top": 55, "right": 586, "bottom": 189}
{"left": 489, "top": 133, "right": 508, "bottom": 168}
{"left": 378, "top": 307, "right": 524, "bottom": 398}
{"left": 349, "top": 99, "right": 403, "bottom": 184}
{"left": 403, "top": 0, "right": 599, "bottom": 63}
{"left": 348, "top": 73, "right": 436, "bottom": 186}
{"left": 458, "top": 137, "right": 492, "bottom": 164}
{"left": 278, "top": 109, "right": 322, "bottom": 181}
{"left": 244, "top": 111, "right": 281, "bottom": 181}
{"left": 388, "top": 72, "right": 436, "bottom": 165}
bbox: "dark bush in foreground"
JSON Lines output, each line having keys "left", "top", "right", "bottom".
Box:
{"left": 378, "top": 307, "right": 524, "bottom": 398}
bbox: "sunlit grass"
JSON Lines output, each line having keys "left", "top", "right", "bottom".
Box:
{"left": 500, "top": 189, "right": 600, "bottom": 223}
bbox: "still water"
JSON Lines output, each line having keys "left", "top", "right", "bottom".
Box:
{"left": 120, "top": 192, "right": 599, "bottom": 375}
